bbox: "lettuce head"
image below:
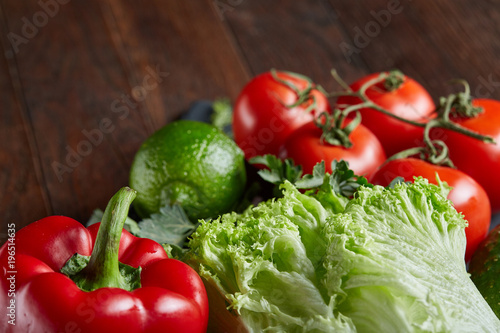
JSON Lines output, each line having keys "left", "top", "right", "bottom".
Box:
{"left": 187, "top": 178, "right": 500, "bottom": 332}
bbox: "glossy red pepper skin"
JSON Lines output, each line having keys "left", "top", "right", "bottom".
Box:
{"left": 0, "top": 216, "right": 209, "bottom": 333}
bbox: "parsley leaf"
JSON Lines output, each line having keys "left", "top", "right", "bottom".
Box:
{"left": 250, "top": 155, "right": 372, "bottom": 199}
{"left": 328, "top": 160, "right": 373, "bottom": 197}
{"left": 295, "top": 161, "right": 326, "bottom": 189}
{"left": 139, "top": 204, "right": 198, "bottom": 246}
{"left": 87, "top": 204, "right": 197, "bottom": 247}
{"left": 249, "top": 154, "right": 302, "bottom": 185}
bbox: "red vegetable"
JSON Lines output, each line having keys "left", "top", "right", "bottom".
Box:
{"left": 370, "top": 158, "right": 491, "bottom": 262}
{"left": 337, "top": 71, "right": 435, "bottom": 157}
{"left": 232, "top": 70, "right": 330, "bottom": 160}
{"left": 0, "top": 187, "right": 208, "bottom": 333}
{"left": 280, "top": 119, "right": 386, "bottom": 178}
{"left": 429, "top": 98, "right": 500, "bottom": 212}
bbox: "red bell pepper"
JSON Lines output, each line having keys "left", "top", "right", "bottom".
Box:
{"left": 0, "top": 187, "right": 208, "bottom": 333}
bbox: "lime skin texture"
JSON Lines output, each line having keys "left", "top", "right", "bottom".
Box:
{"left": 130, "top": 120, "right": 246, "bottom": 221}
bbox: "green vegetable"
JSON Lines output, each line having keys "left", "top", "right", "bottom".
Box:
{"left": 187, "top": 178, "right": 500, "bottom": 332}
{"left": 87, "top": 209, "right": 141, "bottom": 236}
{"left": 249, "top": 154, "right": 303, "bottom": 187}
{"left": 249, "top": 156, "right": 371, "bottom": 206}
{"left": 469, "top": 224, "right": 500, "bottom": 317}
{"left": 87, "top": 203, "right": 197, "bottom": 247}
{"left": 129, "top": 120, "right": 246, "bottom": 221}
{"left": 210, "top": 98, "right": 234, "bottom": 136}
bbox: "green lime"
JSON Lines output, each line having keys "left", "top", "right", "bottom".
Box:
{"left": 129, "top": 120, "right": 246, "bottom": 221}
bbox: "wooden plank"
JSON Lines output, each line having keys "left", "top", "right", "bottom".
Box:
{"left": 0, "top": 3, "right": 50, "bottom": 243}
{"left": 329, "top": 0, "right": 500, "bottom": 99}
{"left": 103, "top": 0, "right": 251, "bottom": 129}
{"left": 0, "top": 0, "right": 253, "bottom": 230}
{"left": 223, "top": 0, "right": 500, "bottom": 99}
{"left": 219, "top": 0, "right": 368, "bottom": 91}
{"left": 2, "top": 0, "right": 498, "bottom": 238}
{"left": 0, "top": 0, "right": 152, "bottom": 223}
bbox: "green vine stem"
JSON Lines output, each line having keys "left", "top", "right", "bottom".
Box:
{"left": 314, "top": 109, "right": 361, "bottom": 148}
{"left": 383, "top": 70, "right": 405, "bottom": 91}
{"left": 387, "top": 139, "right": 455, "bottom": 167}
{"left": 321, "top": 70, "right": 495, "bottom": 164}
{"left": 437, "top": 79, "right": 485, "bottom": 119}
{"left": 270, "top": 68, "right": 365, "bottom": 148}
{"left": 271, "top": 68, "right": 494, "bottom": 166}
{"left": 270, "top": 69, "right": 318, "bottom": 113}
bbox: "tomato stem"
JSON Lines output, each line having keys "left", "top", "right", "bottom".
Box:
{"left": 437, "top": 80, "right": 484, "bottom": 119}
{"left": 383, "top": 70, "right": 405, "bottom": 91}
{"left": 314, "top": 109, "right": 361, "bottom": 148}
{"left": 386, "top": 139, "right": 455, "bottom": 167}
{"left": 323, "top": 69, "right": 496, "bottom": 165}
{"left": 329, "top": 71, "right": 494, "bottom": 140}
{"left": 330, "top": 69, "right": 352, "bottom": 92}
{"left": 270, "top": 69, "right": 318, "bottom": 112}
{"left": 435, "top": 94, "right": 495, "bottom": 144}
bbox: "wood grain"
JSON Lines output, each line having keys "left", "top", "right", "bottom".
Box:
{"left": 1, "top": 0, "right": 150, "bottom": 225}
{"left": 0, "top": 3, "right": 50, "bottom": 242}
{"left": 221, "top": 0, "right": 368, "bottom": 90}
{"left": 329, "top": 0, "right": 500, "bottom": 99}
{"left": 1, "top": 0, "right": 499, "bottom": 242}
{"left": 104, "top": 0, "right": 251, "bottom": 129}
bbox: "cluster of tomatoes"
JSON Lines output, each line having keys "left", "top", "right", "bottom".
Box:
{"left": 231, "top": 70, "right": 500, "bottom": 262}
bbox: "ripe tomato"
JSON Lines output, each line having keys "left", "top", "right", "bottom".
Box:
{"left": 279, "top": 121, "right": 386, "bottom": 178}
{"left": 336, "top": 72, "right": 435, "bottom": 157}
{"left": 429, "top": 99, "right": 500, "bottom": 212}
{"left": 370, "top": 158, "right": 491, "bottom": 262}
{"left": 232, "top": 71, "right": 330, "bottom": 160}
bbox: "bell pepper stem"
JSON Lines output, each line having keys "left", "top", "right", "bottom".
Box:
{"left": 73, "top": 187, "right": 137, "bottom": 291}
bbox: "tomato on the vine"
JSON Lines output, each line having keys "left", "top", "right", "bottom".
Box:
{"left": 429, "top": 98, "right": 500, "bottom": 212}
{"left": 370, "top": 158, "right": 491, "bottom": 262}
{"left": 279, "top": 120, "right": 386, "bottom": 178}
{"left": 336, "top": 71, "right": 435, "bottom": 157}
{"left": 232, "top": 70, "right": 330, "bottom": 160}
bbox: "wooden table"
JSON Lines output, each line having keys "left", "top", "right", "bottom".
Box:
{"left": 1, "top": 0, "right": 500, "bottom": 243}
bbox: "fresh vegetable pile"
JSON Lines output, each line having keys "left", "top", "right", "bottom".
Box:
{"left": 3, "top": 68, "right": 500, "bottom": 332}
{"left": 230, "top": 69, "right": 498, "bottom": 262}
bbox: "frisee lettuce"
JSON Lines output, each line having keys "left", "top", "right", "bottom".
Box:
{"left": 186, "top": 178, "right": 500, "bottom": 332}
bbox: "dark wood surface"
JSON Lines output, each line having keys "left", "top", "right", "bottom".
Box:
{"left": 1, "top": 0, "right": 500, "bottom": 243}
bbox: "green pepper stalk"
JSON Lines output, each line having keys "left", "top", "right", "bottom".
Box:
{"left": 66, "top": 187, "right": 141, "bottom": 292}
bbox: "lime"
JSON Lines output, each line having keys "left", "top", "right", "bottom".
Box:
{"left": 129, "top": 120, "right": 246, "bottom": 221}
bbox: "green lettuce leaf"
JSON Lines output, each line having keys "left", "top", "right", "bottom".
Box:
{"left": 188, "top": 181, "right": 354, "bottom": 332}
{"left": 322, "top": 177, "right": 498, "bottom": 332}
{"left": 187, "top": 178, "right": 500, "bottom": 332}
